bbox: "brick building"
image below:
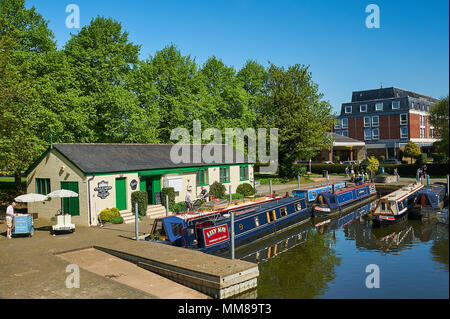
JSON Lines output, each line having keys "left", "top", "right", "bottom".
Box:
{"left": 335, "top": 87, "right": 440, "bottom": 159}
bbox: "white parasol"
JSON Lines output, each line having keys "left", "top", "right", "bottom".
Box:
{"left": 47, "top": 190, "right": 79, "bottom": 198}
{"left": 14, "top": 193, "right": 47, "bottom": 203}
{"left": 46, "top": 189, "right": 79, "bottom": 215}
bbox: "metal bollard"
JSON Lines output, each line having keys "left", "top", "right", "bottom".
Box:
{"left": 269, "top": 179, "right": 272, "bottom": 196}
{"left": 230, "top": 211, "right": 235, "bottom": 260}
{"left": 165, "top": 194, "right": 169, "bottom": 217}
{"left": 298, "top": 175, "right": 301, "bottom": 189}
{"left": 135, "top": 202, "right": 139, "bottom": 241}
{"left": 229, "top": 185, "right": 232, "bottom": 203}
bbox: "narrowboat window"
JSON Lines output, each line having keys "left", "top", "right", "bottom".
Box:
{"left": 280, "top": 207, "right": 287, "bottom": 217}
{"left": 295, "top": 203, "right": 302, "bottom": 211}
{"left": 239, "top": 224, "right": 243, "bottom": 231}
{"left": 153, "top": 220, "right": 167, "bottom": 240}
{"left": 267, "top": 210, "right": 276, "bottom": 223}
{"left": 329, "top": 197, "right": 336, "bottom": 204}
{"left": 311, "top": 191, "right": 317, "bottom": 198}
{"left": 381, "top": 201, "right": 386, "bottom": 211}
{"left": 171, "top": 223, "right": 183, "bottom": 237}
{"left": 254, "top": 216, "right": 260, "bottom": 227}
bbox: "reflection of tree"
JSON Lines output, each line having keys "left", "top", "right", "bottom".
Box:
{"left": 430, "top": 224, "right": 449, "bottom": 271}
{"left": 257, "top": 229, "right": 341, "bottom": 299}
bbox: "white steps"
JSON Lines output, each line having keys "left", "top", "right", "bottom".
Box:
{"left": 146, "top": 205, "right": 170, "bottom": 219}
{"left": 119, "top": 205, "right": 171, "bottom": 224}
{"left": 119, "top": 211, "right": 136, "bottom": 224}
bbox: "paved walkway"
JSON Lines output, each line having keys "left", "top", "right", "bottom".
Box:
{"left": 0, "top": 217, "right": 208, "bottom": 299}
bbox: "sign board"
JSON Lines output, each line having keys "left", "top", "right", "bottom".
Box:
{"left": 130, "top": 179, "right": 138, "bottom": 190}
{"left": 164, "top": 178, "right": 183, "bottom": 192}
{"left": 202, "top": 224, "right": 230, "bottom": 247}
{"left": 94, "top": 180, "right": 112, "bottom": 199}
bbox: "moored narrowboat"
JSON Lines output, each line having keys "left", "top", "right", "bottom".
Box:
{"left": 311, "top": 183, "right": 377, "bottom": 216}
{"left": 292, "top": 182, "right": 347, "bottom": 203}
{"left": 371, "top": 182, "right": 424, "bottom": 227}
{"left": 146, "top": 195, "right": 311, "bottom": 254}
{"left": 409, "top": 184, "right": 447, "bottom": 220}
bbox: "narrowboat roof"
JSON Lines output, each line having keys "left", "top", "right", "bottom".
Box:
{"left": 333, "top": 183, "right": 374, "bottom": 195}
{"left": 231, "top": 196, "right": 303, "bottom": 214}
{"left": 417, "top": 184, "right": 446, "bottom": 196}
{"left": 380, "top": 182, "right": 424, "bottom": 202}
{"left": 293, "top": 182, "right": 346, "bottom": 192}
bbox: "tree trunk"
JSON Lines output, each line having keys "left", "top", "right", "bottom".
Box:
{"left": 14, "top": 173, "right": 22, "bottom": 191}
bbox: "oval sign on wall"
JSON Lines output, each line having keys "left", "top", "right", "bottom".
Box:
{"left": 130, "top": 179, "right": 138, "bottom": 190}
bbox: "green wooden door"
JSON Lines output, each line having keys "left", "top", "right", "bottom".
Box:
{"left": 60, "top": 182, "right": 80, "bottom": 216}
{"left": 151, "top": 176, "right": 162, "bottom": 205}
{"left": 115, "top": 178, "right": 127, "bottom": 210}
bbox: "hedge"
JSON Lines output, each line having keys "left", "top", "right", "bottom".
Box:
{"left": 297, "top": 163, "right": 361, "bottom": 174}
{"left": 209, "top": 181, "right": 226, "bottom": 199}
{"left": 297, "top": 163, "right": 449, "bottom": 176}
{"left": 131, "top": 191, "right": 148, "bottom": 217}
{"left": 161, "top": 187, "right": 176, "bottom": 210}
{"left": 236, "top": 183, "right": 257, "bottom": 196}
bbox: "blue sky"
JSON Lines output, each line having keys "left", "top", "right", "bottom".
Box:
{"left": 27, "top": 0, "right": 449, "bottom": 114}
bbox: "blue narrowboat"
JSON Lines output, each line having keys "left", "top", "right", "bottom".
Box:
{"left": 292, "top": 182, "right": 347, "bottom": 203}
{"left": 371, "top": 182, "right": 424, "bottom": 227}
{"left": 312, "top": 183, "right": 377, "bottom": 216}
{"left": 409, "top": 184, "right": 447, "bottom": 220}
{"left": 146, "top": 195, "right": 311, "bottom": 254}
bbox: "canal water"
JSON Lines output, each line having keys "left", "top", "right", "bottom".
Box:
{"left": 228, "top": 201, "right": 449, "bottom": 299}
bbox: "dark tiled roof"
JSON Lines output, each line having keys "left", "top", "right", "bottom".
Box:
{"left": 53, "top": 144, "right": 252, "bottom": 174}
{"left": 350, "top": 87, "right": 439, "bottom": 103}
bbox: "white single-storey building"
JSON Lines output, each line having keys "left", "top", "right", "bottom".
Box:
{"left": 25, "top": 143, "right": 254, "bottom": 226}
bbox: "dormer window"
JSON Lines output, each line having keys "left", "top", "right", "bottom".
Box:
{"left": 392, "top": 101, "right": 400, "bottom": 109}
{"left": 360, "top": 104, "right": 367, "bottom": 112}
{"left": 345, "top": 106, "right": 352, "bottom": 114}
{"left": 375, "top": 103, "right": 383, "bottom": 111}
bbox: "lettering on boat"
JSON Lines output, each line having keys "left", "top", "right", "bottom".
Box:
{"left": 203, "top": 224, "right": 230, "bottom": 246}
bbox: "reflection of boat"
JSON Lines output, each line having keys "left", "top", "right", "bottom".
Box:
{"left": 314, "top": 202, "right": 374, "bottom": 233}
{"left": 312, "top": 183, "right": 377, "bottom": 216}
{"left": 372, "top": 225, "right": 415, "bottom": 253}
{"left": 371, "top": 182, "right": 424, "bottom": 227}
{"left": 233, "top": 221, "right": 310, "bottom": 263}
{"left": 437, "top": 207, "right": 449, "bottom": 225}
{"left": 146, "top": 195, "right": 311, "bottom": 253}
{"left": 409, "top": 184, "right": 447, "bottom": 220}
{"left": 292, "top": 182, "right": 347, "bottom": 203}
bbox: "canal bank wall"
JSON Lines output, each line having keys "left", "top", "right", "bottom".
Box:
{"left": 90, "top": 240, "right": 259, "bottom": 299}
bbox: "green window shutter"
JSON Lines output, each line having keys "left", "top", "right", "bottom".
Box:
{"left": 60, "top": 182, "right": 79, "bottom": 216}
{"left": 36, "top": 178, "right": 51, "bottom": 195}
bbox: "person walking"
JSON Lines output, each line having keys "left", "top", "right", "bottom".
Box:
{"left": 5, "top": 202, "right": 16, "bottom": 239}
{"left": 345, "top": 166, "right": 349, "bottom": 178}
{"left": 185, "top": 189, "right": 193, "bottom": 212}
{"left": 417, "top": 168, "right": 422, "bottom": 183}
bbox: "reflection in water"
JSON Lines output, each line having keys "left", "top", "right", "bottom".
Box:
{"left": 256, "top": 227, "right": 341, "bottom": 298}
{"left": 230, "top": 199, "right": 448, "bottom": 298}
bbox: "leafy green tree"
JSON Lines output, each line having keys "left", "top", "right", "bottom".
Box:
{"left": 0, "top": 0, "right": 56, "bottom": 189}
{"left": 132, "top": 45, "right": 204, "bottom": 142}
{"left": 403, "top": 141, "right": 421, "bottom": 164}
{"left": 429, "top": 96, "right": 449, "bottom": 157}
{"left": 258, "top": 64, "right": 334, "bottom": 177}
{"left": 360, "top": 156, "right": 379, "bottom": 175}
{"left": 200, "top": 56, "right": 254, "bottom": 131}
{"left": 64, "top": 16, "right": 155, "bottom": 143}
